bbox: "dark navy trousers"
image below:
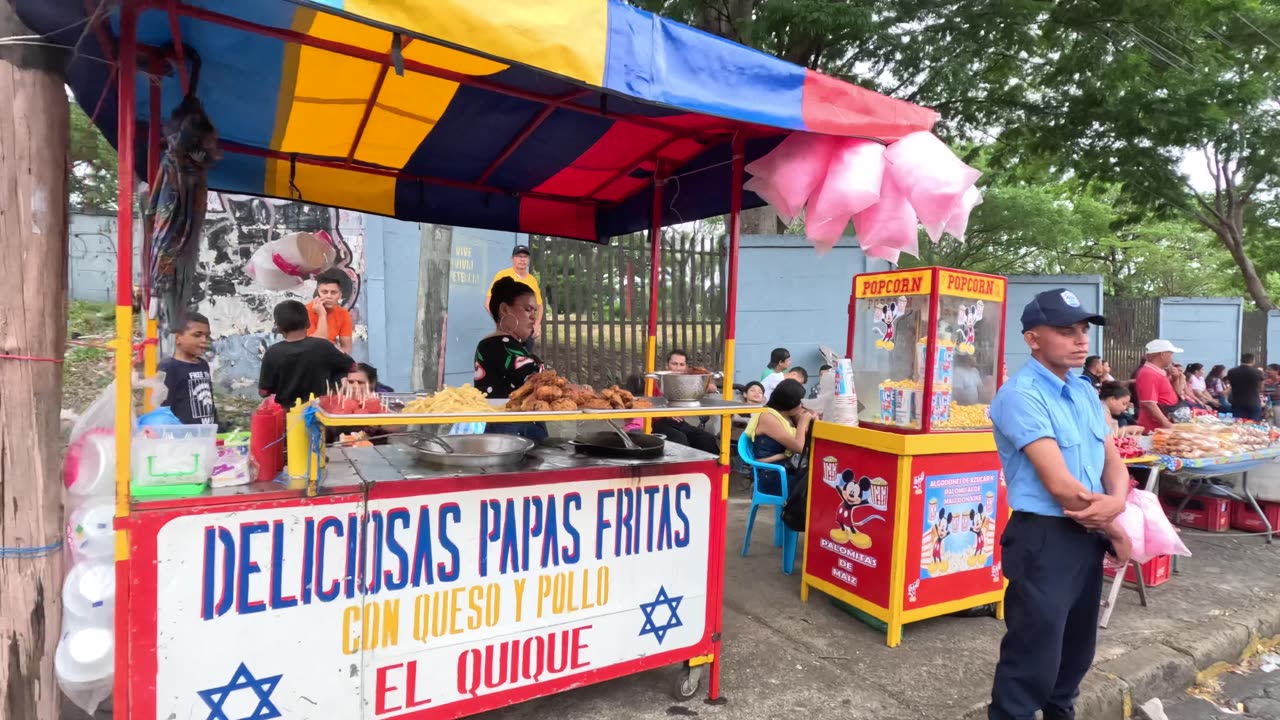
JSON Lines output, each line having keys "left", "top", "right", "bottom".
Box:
{"left": 989, "top": 512, "right": 1107, "bottom": 720}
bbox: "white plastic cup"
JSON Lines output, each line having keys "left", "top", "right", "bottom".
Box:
{"left": 62, "top": 561, "right": 116, "bottom": 627}
{"left": 66, "top": 501, "right": 115, "bottom": 562}
{"left": 66, "top": 430, "right": 115, "bottom": 498}
{"left": 55, "top": 626, "right": 114, "bottom": 683}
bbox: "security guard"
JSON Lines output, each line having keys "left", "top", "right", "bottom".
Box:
{"left": 988, "top": 289, "right": 1132, "bottom": 720}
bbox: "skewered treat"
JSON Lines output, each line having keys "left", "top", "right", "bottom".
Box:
{"left": 1113, "top": 435, "right": 1144, "bottom": 459}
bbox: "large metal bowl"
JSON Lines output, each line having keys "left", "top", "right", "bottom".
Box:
{"left": 410, "top": 433, "right": 534, "bottom": 468}
{"left": 647, "top": 371, "right": 720, "bottom": 403}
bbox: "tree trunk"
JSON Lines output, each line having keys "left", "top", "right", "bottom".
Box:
{"left": 1215, "top": 224, "right": 1274, "bottom": 311}
{"left": 411, "top": 224, "right": 453, "bottom": 391}
{"left": 0, "top": 5, "right": 70, "bottom": 720}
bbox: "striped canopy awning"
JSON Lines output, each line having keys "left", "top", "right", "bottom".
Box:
{"left": 18, "top": 0, "right": 938, "bottom": 241}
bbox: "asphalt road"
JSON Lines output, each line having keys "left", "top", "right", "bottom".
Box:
{"left": 1159, "top": 653, "right": 1280, "bottom": 720}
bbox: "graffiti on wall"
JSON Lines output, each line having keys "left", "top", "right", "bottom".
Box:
{"left": 68, "top": 193, "right": 366, "bottom": 396}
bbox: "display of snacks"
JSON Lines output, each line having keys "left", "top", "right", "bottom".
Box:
{"left": 317, "top": 392, "right": 385, "bottom": 415}
{"left": 505, "top": 370, "right": 653, "bottom": 412}
{"left": 401, "top": 385, "right": 496, "bottom": 414}
{"left": 878, "top": 379, "right": 921, "bottom": 426}
{"left": 1150, "top": 422, "right": 1276, "bottom": 458}
{"left": 932, "top": 403, "right": 991, "bottom": 429}
{"left": 1114, "top": 435, "right": 1145, "bottom": 459}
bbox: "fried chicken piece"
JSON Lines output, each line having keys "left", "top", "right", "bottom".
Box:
{"left": 582, "top": 398, "right": 613, "bottom": 410}
{"left": 616, "top": 389, "right": 636, "bottom": 404}
{"left": 550, "top": 399, "right": 578, "bottom": 411}
{"left": 525, "top": 400, "right": 552, "bottom": 412}
{"left": 534, "top": 385, "right": 564, "bottom": 401}
{"left": 509, "top": 381, "right": 537, "bottom": 403}
{"left": 629, "top": 398, "right": 654, "bottom": 409}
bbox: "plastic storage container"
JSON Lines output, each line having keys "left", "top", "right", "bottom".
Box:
{"left": 131, "top": 424, "right": 216, "bottom": 495}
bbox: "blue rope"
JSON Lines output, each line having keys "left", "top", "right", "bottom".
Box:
{"left": 0, "top": 539, "right": 64, "bottom": 558}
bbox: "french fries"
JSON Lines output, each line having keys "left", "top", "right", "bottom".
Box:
{"left": 401, "top": 385, "right": 496, "bottom": 414}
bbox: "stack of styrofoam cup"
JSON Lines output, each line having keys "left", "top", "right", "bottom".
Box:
{"left": 828, "top": 358, "right": 859, "bottom": 425}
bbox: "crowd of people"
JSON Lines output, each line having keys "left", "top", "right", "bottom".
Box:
{"left": 1079, "top": 340, "right": 1279, "bottom": 434}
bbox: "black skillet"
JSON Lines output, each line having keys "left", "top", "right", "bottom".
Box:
{"left": 568, "top": 431, "right": 667, "bottom": 459}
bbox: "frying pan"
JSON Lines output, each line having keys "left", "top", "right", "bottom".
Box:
{"left": 568, "top": 432, "right": 666, "bottom": 459}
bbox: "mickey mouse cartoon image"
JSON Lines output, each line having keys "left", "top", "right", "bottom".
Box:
{"left": 929, "top": 505, "right": 951, "bottom": 571}
{"left": 823, "top": 469, "right": 885, "bottom": 549}
{"left": 968, "top": 503, "right": 989, "bottom": 566}
{"left": 873, "top": 296, "right": 907, "bottom": 350}
{"left": 956, "top": 300, "right": 984, "bottom": 354}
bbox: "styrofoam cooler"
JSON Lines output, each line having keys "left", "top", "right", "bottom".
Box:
{"left": 132, "top": 424, "right": 216, "bottom": 487}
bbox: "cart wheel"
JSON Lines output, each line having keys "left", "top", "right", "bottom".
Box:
{"left": 673, "top": 664, "right": 704, "bottom": 701}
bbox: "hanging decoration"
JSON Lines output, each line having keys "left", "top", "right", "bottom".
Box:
{"left": 744, "top": 130, "right": 983, "bottom": 260}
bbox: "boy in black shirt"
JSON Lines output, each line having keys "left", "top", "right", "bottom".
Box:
{"left": 160, "top": 312, "right": 218, "bottom": 426}
{"left": 259, "top": 300, "right": 356, "bottom": 410}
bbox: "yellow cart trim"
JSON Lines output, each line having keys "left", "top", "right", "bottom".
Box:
{"left": 812, "top": 422, "right": 995, "bottom": 456}
{"left": 900, "top": 589, "right": 1006, "bottom": 623}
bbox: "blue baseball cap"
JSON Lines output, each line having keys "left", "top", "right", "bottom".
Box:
{"left": 1020, "top": 289, "right": 1106, "bottom": 333}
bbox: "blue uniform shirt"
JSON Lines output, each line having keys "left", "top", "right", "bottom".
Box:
{"left": 991, "top": 357, "right": 1108, "bottom": 517}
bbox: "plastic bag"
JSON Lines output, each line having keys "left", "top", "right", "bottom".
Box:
{"left": 744, "top": 133, "right": 838, "bottom": 225}
{"left": 851, "top": 174, "right": 919, "bottom": 261}
{"left": 805, "top": 139, "right": 886, "bottom": 245}
{"left": 1114, "top": 503, "right": 1147, "bottom": 564}
{"left": 274, "top": 231, "right": 336, "bottom": 275}
{"left": 1131, "top": 488, "right": 1191, "bottom": 561}
{"left": 247, "top": 247, "right": 304, "bottom": 291}
{"left": 941, "top": 185, "right": 984, "bottom": 242}
{"left": 884, "top": 132, "right": 981, "bottom": 242}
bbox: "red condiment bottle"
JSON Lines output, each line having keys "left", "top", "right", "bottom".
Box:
{"left": 251, "top": 395, "right": 286, "bottom": 481}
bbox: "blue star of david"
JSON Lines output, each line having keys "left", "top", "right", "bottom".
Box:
{"left": 197, "top": 662, "right": 283, "bottom": 720}
{"left": 638, "top": 585, "right": 684, "bottom": 644}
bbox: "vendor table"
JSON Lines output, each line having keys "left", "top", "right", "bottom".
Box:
{"left": 799, "top": 422, "right": 1007, "bottom": 647}
{"left": 1150, "top": 449, "right": 1280, "bottom": 543}
{"left": 123, "top": 442, "right": 723, "bottom": 719}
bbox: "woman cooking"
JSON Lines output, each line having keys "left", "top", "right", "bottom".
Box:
{"left": 474, "top": 277, "right": 548, "bottom": 440}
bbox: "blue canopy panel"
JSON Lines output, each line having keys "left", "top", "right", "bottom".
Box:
{"left": 17, "top": 0, "right": 938, "bottom": 242}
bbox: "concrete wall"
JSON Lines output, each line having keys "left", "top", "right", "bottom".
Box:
{"left": 1005, "top": 275, "right": 1106, "bottom": 376}
{"left": 731, "top": 234, "right": 891, "bottom": 386}
{"left": 1267, "top": 311, "right": 1280, "bottom": 366}
{"left": 68, "top": 213, "right": 142, "bottom": 303}
{"left": 1159, "top": 297, "right": 1244, "bottom": 371}
{"left": 441, "top": 230, "right": 527, "bottom": 387}
{"left": 361, "top": 215, "right": 422, "bottom": 392}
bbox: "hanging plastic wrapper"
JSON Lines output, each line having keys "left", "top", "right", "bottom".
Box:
{"left": 743, "top": 133, "right": 837, "bottom": 225}
{"left": 144, "top": 51, "right": 220, "bottom": 335}
{"left": 852, "top": 173, "right": 919, "bottom": 265}
{"left": 804, "top": 139, "right": 886, "bottom": 250}
{"left": 1115, "top": 488, "right": 1192, "bottom": 564}
{"left": 884, "top": 131, "right": 982, "bottom": 243}
{"left": 246, "top": 230, "right": 337, "bottom": 291}
{"left": 58, "top": 383, "right": 131, "bottom": 714}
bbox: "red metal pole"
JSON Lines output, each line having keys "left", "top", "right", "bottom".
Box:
{"left": 644, "top": 163, "right": 664, "bottom": 398}
{"left": 113, "top": 1, "right": 138, "bottom": 714}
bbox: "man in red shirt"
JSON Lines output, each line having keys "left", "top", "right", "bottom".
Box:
{"left": 1134, "top": 339, "right": 1183, "bottom": 431}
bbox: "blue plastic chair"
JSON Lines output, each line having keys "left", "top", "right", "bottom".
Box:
{"left": 737, "top": 432, "right": 799, "bottom": 574}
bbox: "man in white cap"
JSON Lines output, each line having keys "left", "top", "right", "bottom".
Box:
{"left": 1134, "top": 339, "right": 1183, "bottom": 432}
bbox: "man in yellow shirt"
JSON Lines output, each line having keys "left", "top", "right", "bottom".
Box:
{"left": 485, "top": 244, "right": 542, "bottom": 348}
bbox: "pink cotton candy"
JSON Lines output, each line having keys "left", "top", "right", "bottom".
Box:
{"left": 884, "top": 132, "right": 982, "bottom": 242}
{"left": 744, "top": 133, "right": 838, "bottom": 225}
{"left": 941, "top": 185, "right": 984, "bottom": 242}
{"left": 1115, "top": 503, "right": 1147, "bottom": 564}
{"left": 851, "top": 174, "right": 919, "bottom": 261}
{"left": 806, "top": 139, "right": 885, "bottom": 243}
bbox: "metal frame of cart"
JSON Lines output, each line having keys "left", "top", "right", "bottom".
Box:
{"left": 23, "top": 1, "right": 938, "bottom": 716}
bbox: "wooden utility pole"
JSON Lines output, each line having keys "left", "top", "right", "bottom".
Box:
{"left": 0, "top": 3, "right": 70, "bottom": 719}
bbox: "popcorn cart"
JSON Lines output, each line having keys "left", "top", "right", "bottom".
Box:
{"left": 801, "top": 267, "right": 1010, "bottom": 646}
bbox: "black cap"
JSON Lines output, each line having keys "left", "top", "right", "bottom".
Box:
{"left": 512, "top": 245, "right": 531, "bottom": 257}
{"left": 1020, "top": 289, "right": 1106, "bottom": 333}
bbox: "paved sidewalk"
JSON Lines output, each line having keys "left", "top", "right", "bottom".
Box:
{"left": 478, "top": 498, "right": 1280, "bottom": 720}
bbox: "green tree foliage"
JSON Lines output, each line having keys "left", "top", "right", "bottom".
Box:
{"left": 69, "top": 101, "right": 118, "bottom": 212}
{"left": 636, "top": 0, "right": 1280, "bottom": 305}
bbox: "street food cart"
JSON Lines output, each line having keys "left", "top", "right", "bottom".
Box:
{"left": 19, "top": 0, "right": 941, "bottom": 717}
{"left": 801, "top": 267, "right": 1009, "bottom": 646}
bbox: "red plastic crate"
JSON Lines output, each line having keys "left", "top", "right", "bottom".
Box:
{"left": 1229, "top": 499, "right": 1280, "bottom": 535}
{"left": 1104, "top": 555, "right": 1171, "bottom": 587}
{"left": 1161, "top": 493, "right": 1231, "bottom": 532}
